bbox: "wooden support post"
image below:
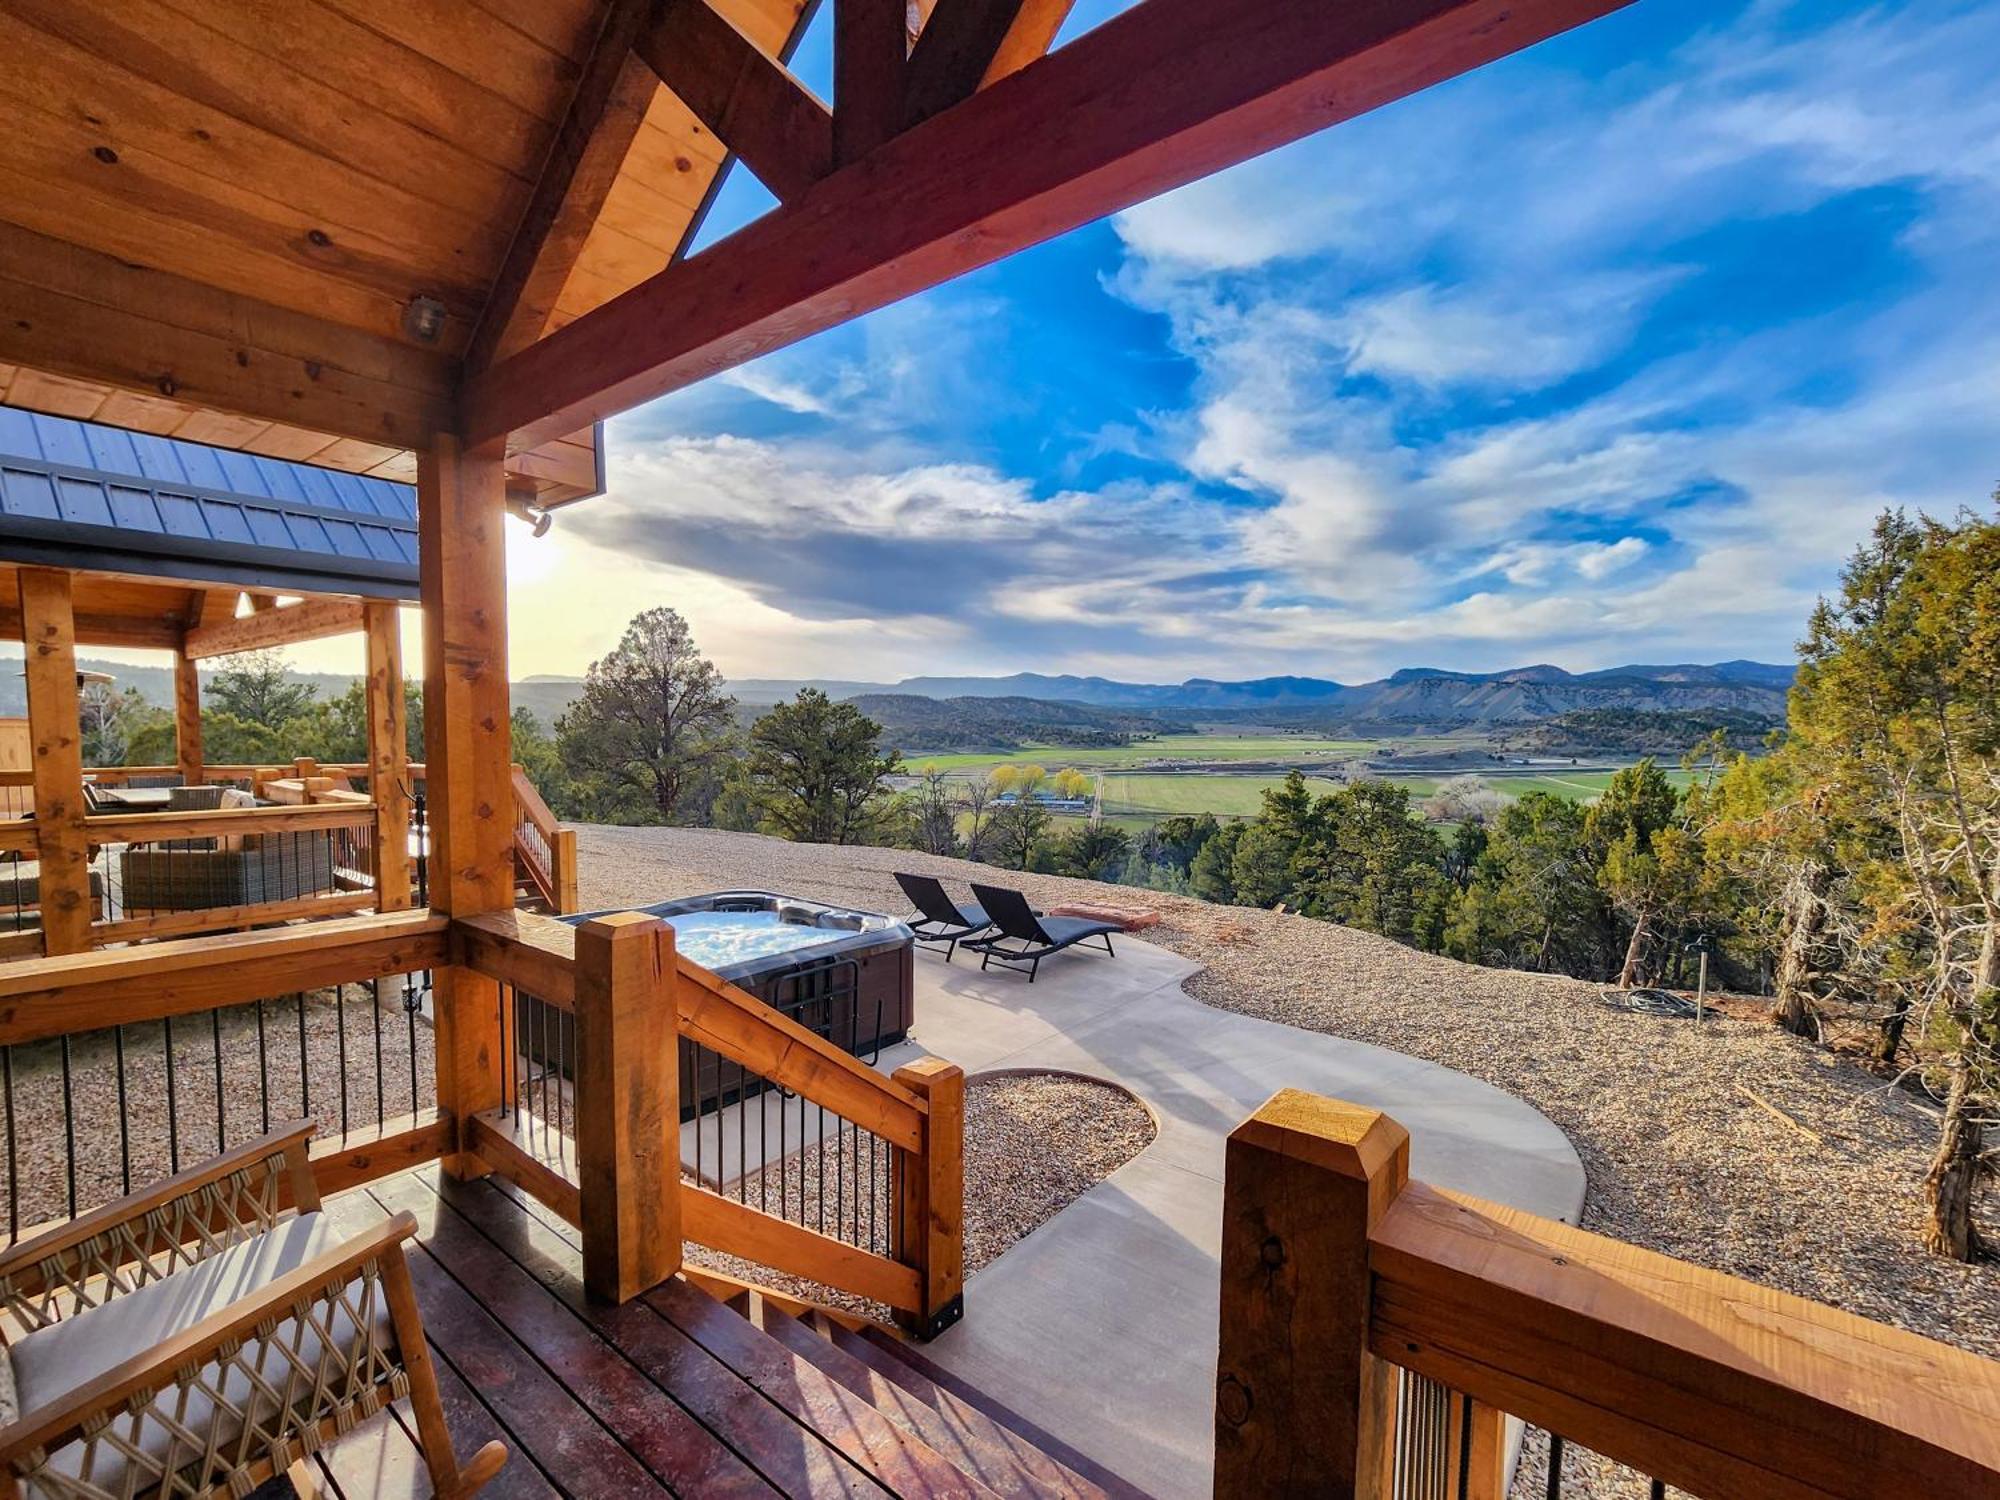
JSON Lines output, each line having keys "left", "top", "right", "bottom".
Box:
{"left": 172, "top": 649, "right": 203, "bottom": 786}
{"left": 363, "top": 602, "right": 413, "bottom": 911}
{"left": 573, "top": 912, "right": 681, "bottom": 1303}
{"left": 1214, "top": 1089, "right": 1409, "bottom": 1500}
{"left": 891, "top": 1055, "right": 964, "bottom": 1339}
{"left": 553, "top": 827, "right": 579, "bottom": 915}
{"left": 18, "top": 569, "right": 91, "bottom": 955}
{"left": 1445, "top": 1393, "right": 1508, "bottom": 1500}
{"left": 419, "top": 434, "right": 515, "bottom": 1177}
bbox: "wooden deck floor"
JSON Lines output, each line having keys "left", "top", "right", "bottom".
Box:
{"left": 314, "top": 1168, "right": 895, "bottom": 1500}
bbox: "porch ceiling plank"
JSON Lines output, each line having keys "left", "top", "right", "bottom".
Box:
{"left": 467, "top": 0, "right": 664, "bottom": 371}
{"left": 0, "top": 222, "right": 455, "bottom": 451}
{"left": 834, "top": 0, "right": 910, "bottom": 166}
{"left": 182, "top": 597, "right": 368, "bottom": 661}
{"left": 634, "top": 0, "right": 834, "bottom": 205}
{"left": 901, "top": 0, "right": 1030, "bottom": 129}
{"left": 465, "top": 0, "right": 1631, "bottom": 450}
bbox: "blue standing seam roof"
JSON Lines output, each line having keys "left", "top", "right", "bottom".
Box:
{"left": 0, "top": 407, "right": 420, "bottom": 598}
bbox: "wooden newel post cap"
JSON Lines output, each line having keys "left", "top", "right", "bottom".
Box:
{"left": 1231, "top": 1088, "right": 1410, "bottom": 1190}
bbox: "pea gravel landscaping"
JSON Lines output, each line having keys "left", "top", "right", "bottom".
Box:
{"left": 576, "top": 823, "right": 1999, "bottom": 1500}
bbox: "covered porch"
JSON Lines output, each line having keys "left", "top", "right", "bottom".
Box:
{"left": 0, "top": 0, "right": 1992, "bottom": 1497}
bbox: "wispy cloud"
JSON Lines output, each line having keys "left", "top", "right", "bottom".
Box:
{"left": 557, "top": 0, "right": 2000, "bottom": 683}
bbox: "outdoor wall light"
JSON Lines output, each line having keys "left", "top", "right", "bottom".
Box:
{"left": 506, "top": 497, "right": 553, "bottom": 537}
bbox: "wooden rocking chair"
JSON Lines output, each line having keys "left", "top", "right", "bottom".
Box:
{"left": 0, "top": 1122, "right": 505, "bottom": 1499}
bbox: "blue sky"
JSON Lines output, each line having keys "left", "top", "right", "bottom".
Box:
{"left": 530, "top": 0, "right": 2000, "bottom": 685}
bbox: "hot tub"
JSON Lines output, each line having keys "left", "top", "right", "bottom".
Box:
{"left": 563, "top": 891, "right": 914, "bottom": 1119}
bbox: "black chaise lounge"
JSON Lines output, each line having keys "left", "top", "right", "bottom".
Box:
{"left": 964, "top": 882, "right": 1119, "bottom": 982}
{"left": 895, "top": 871, "right": 994, "bottom": 961}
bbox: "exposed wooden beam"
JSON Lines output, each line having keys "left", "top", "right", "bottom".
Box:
{"left": 419, "top": 434, "right": 514, "bottom": 1178}
{"left": 834, "top": 0, "right": 909, "bottom": 164}
{"left": 363, "top": 601, "right": 413, "bottom": 912}
{"left": 903, "top": 0, "right": 1030, "bottom": 127}
{"left": 467, "top": 0, "right": 663, "bottom": 371}
{"left": 182, "top": 597, "right": 366, "bottom": 661}
{"left": 0, "top": 608, "right": 184, "bottom": 650}
{"left": 465, "top": 0, "right": 1630, "bottom": 449}
{"left": 0, "top": 222, "right": 454, "bottom": 453}
{"left": 173, "top": 649, "right": 203, "bottom": 785}
{"left": 635, "top": 0, "right": 833, "bottom": 204}
{"left": 980, "top": 0, "right": 1076, "bottom": 85}
{"left": 17, "top": 568, "right": 89, "bottom": 955}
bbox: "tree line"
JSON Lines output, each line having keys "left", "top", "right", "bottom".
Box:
{"left": 80, "top": 506, "right": 1994, "bottom": 1259}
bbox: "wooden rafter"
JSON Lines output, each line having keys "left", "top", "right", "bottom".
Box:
{"left": 980, "top": 0, "right": 1076, "bottom": 85}
{"left": 636, "top": 0, "right": 833, "bottom": 204}
{"left": 182, "top": 596, "right": 367, "bottom": 661}
{"left": 467, "top": 0, "right": 663, "bottom": 371}
{"left": 834, "top": 0, "right": 909, "bottom": 165}
{"left": 903, "top": 0, "right": 1030, "bottom": 127}
{"left": 465, "top": 0, "right": 1632, "bottom": 449}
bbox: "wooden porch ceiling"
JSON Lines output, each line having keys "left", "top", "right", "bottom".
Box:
{"left": 0, "top": 563, "right": 372, "bottom": 657}
{"left": 0, "top": 0, "right": 1631, "bottom": 487}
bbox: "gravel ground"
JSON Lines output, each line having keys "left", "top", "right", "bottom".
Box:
{"left": 577, "top": 823, "right": 1998, "bottom": 1497}
{"left": 686, "top": 1071, "right": 1154, "bottom": 1321}
{"left": 2, "top": 981, "right": 436, "bottom": 1233}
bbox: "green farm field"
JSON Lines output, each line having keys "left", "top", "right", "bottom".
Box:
{"left": 907, "top": 731, "right": 1446, "bottom": 776}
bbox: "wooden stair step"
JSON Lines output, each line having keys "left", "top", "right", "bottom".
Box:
{"left": 736, "top": 1296, "right": 1117, "bottom": 1500}
{"left": 855, "top": 1326, "right": 1157, "bottom": 1500}
{"left": 811, "top": 1316, "right": 1118, "bottom": 1500}
{"left": 653, "top": 1276, "right": 1002, "bottom": 1500}
{"left": 372, "top": 1184, "right": 856, "bottom": 1500}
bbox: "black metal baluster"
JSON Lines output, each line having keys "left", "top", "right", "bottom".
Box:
{"left": 736, "top": 1058, "right": 747, "bottom": 1202}
{"left": 296, "top": 993, "right": 311, "bottom": 1118}
{"left": 336, "top": 984, "right": 350, "bottom": 1139}
{"left": 211, "top": 1008, "right": 226, "bottom": 1151}
{"left": 58, "top": 1034, "right": 75, "bottom": 1217}
{"left": 164, "top": 1015, "right": 181, "bottom": 1173}
{"left": 3, "top": 1044, "right": 15, "bottom": 1243}
{"left": 113, "top": 1024, "right": 131, "bottom": 1194}
{"left": 1649, "top": 1482, "right": 1665, "bottom": 1500}
{"left": 372, "top": 978, "right": 386, "bottom": 1128}
{"left": 256, "top": 998, "right": 271, "bottom": 1134}
{"left": 1545, "top": 1434, "right": 1564, "bottom": 1500}
{"left": 406, "top": 977, "right": 422, "bottom": 1108}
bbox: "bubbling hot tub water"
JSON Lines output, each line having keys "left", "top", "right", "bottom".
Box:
{"left": 662, "top": 909, "right": 866, "bottom": 970}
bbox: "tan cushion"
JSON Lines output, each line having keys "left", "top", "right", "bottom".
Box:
{"left": 219, "top": 788, "right": 259, "bottom": 811}
{"left": 11, "top": 1212, "right": 396, "bottom": 1492}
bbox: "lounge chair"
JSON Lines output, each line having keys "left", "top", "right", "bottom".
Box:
{"left": 0, "top": 1122, "right": 506, "bottom": 1499}
{"left": 964, "top": 882, "right": 1118, "bottom": 982}
{"left": 895, "top": 872, "right": 994, "bottom": 961}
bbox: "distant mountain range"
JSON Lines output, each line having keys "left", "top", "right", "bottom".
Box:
{"left": 9, "top": 659, "right": 1795, "bottom": 736}
{"left": 725, "top": 661, "right": 1796, "bottom": 725}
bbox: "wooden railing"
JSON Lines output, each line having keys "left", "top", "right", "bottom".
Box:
{"left": 451, "top": 908, "right": 964, "bottom": 1330}
{"left": 0, "top": 912, "right": 453, "bottom": 1243}
{"left": 1212, "top": 1090, "right": 2000, "bottom": 1500}
{"left": 509, "top": 764, "right": 577, "bottom": 913}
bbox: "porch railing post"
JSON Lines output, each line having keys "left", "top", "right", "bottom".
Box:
{"left": 891, "top": 1056, "right": 964, "bottom": 1339}
{"left": 363, "top": 601, "right": 413, "bottom": 911}
{"left": 18, "top": 567, "right": 91, "bottom": 955}
{"left": 574, "top": 912, "right": 681, "bottom": 1303}
{"left": 1213, "top": 1088, "right": 1409, "bottom": 1500}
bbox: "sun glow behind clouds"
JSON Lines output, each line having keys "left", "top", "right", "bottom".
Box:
{"left": 491, "top": 0, "right": 2000, "bottom": 683}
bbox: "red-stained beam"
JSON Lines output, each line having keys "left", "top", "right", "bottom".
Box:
{"left": 636, "top": 0, "right": 833, "bottom": 204}
{"left": 835, "top": 0, "right": 910, "bottom": 164}
{"left": 465, "top": 0, "right": 1632, "bottom": 450}
{"left": 903, "top": 0, "right": 1030, "bottom": 127}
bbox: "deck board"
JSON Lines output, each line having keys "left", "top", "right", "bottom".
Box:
{"left": 317, "top": 1168, "right": 911, "bottom": 1500}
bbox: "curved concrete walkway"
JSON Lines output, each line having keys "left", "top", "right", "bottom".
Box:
{"left": 892, "top": 934, "right": 1584, "bottom": 1500}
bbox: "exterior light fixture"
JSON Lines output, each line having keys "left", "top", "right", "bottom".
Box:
{"left": 401, "top": 294, "right": 447, "bottom": 344}
{"left": 506, "top": 497, "right": 553, "bottom": 538}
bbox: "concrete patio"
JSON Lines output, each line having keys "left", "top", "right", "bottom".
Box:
{"left": 882, "top": 931, "right": 1586, "bottom": 1500}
